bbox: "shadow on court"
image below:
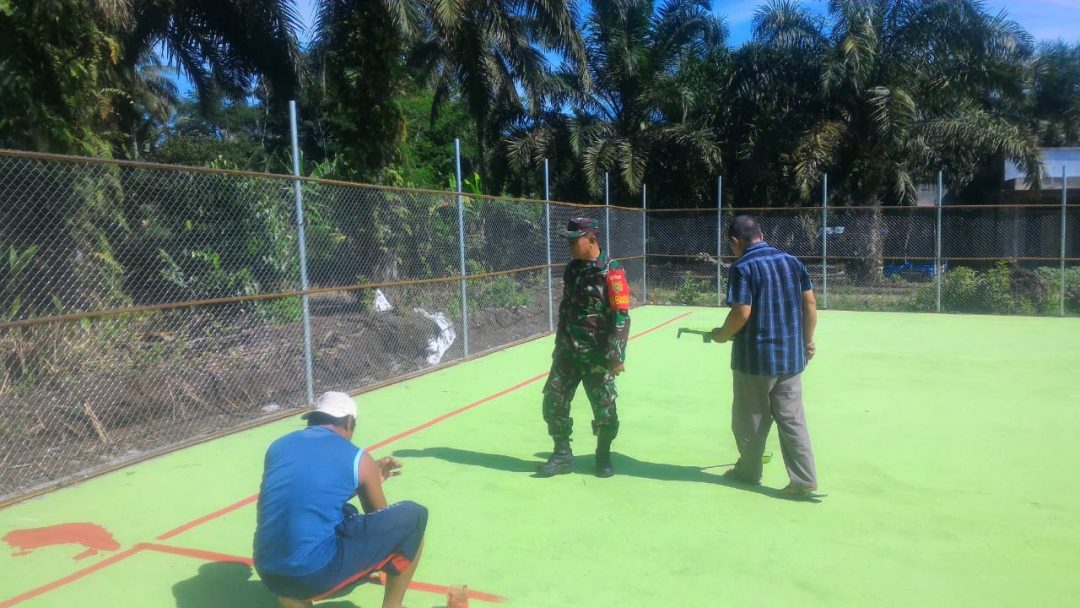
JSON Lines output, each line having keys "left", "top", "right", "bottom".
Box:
{"left": 171, "top": 562, "right": 365, "bottom": 608}
{"left": 393, "top": 446, "right": 820, "bottom": 502}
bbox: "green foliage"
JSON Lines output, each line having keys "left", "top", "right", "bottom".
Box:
{"left": 1030, "top": 41, "right": 1080, "bottom": 147}
{"left": 117, "top": 160, "right": 297, "bottom": 304}
{"left": 255, "top": 296, "right": 304, "bottom": 325}
{"left": 506, "top": 0, "right": 724, "bottom": 201}
{"left": 910, "top": 263, "right": 1080, "bottom": 315}
{"left": 394, "top": 87, "right": 476, "bottom": 189}
{"left": 450, "top": 172, "right": 485, "bottom": 196}
{"left": 675, "top": 271, "right": 713, "bottom": 306}
{"left": 145, "top": 101, "right": 282, "bottom": 171}
{"left": 466, "top": 260, "right": 533, "bottom": 310}
{"left": 1, "top": 244, "right": 37, "bottom": 321}
{"left": 311, "top": 1, "right": 405, "bottom": 181}
{"left": 158, "top": 249, "right": 259, "bottom": 299}
{"left": 123, "top": 0, "right": 300, "bottom": 104}
{"left": 1036, "top": 266, "right": 1080, "bottom": 315}
{"left": 0, "top": 0, "right": 121, "bottom": 155}
{"left": 401, "top": 0, "right": 586, "bottom": 177}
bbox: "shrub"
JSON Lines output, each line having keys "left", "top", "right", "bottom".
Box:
{"left": 675, "top": 271, "right": 712, "bottom": 305}
{"left": 911, "top": 262, "right": 1077, "bottom": 315}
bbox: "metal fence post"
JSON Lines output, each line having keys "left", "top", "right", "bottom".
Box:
{"left": 642, "top": 183, "right": 648, "bottom": 304}
{"left": 936, "top": 170, "right": 944, "bottom": 313}
{"left": 544, "top": 159, "right": 553, "bottom": 331}
{"left": 717, "top": 176, "right": 723, "bottom": 306}
{"left": 288, "top": 100, "right": 315, "bottom": 406}
{"left": 822, "top": 173, "right": 829, "bottom": 310}
{"left": 455, "top": 138, "right": 469, "bottom": 357}
{"left": 1062, "top": 165, "right": 1069, "bottom": 317}
{"left": 605, "top": 172, "right": 611, "bottom": 255}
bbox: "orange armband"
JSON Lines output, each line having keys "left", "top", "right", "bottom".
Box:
{"left": 607, "top": 268, "right": 631, "bottom": 312}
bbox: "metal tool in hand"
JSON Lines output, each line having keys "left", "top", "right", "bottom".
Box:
{"left": 676, "top": 327, "right": 714, "bottom": 343}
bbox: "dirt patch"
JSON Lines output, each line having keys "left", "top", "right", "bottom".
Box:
{"left": 0, "top": 303, "right": 550, "bottom": 501}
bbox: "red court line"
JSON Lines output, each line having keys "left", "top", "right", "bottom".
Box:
{"left": 157, "top": 494, "right": 259, "bottom": 541}
{"left": 139, "top": 542, "right": 252, "bottom": 565}
{"left": 367, "top": 371, "right": 550, "bottom": 452}
{"left": 1, "top": 310, "right": 691, "bottom": 607}
{"left": 407, "top": 580, "right": 505, "bottom": 603}
{"left": 155, "top": 372, "right": 549, "bottom": 542}
{"left": 628, "top": 311, "right": 693, "bottom": 341}
{"left": 0, "top": 545, "right": 143, "bottom": 608}
{"left": 160, "top": 310, "right": 693, "bottom": 542}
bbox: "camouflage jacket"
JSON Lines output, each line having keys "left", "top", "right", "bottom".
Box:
{"left": 554, "top": 252, "right": 631, "bottom": 364}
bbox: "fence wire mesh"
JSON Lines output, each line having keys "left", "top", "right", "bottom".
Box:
{"left": 0, "top": 149, "right": 1077, "bottom": 503}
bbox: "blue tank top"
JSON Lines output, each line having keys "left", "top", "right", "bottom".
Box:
{"left": 253, "top": 426, "right": 363, "bottom": 576}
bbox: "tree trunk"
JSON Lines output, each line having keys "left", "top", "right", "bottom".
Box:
{"left": 850, "top": 201, "right": 883, "bottom": 284}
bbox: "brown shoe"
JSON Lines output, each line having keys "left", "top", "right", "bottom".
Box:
{"left": 778, "top": 484, "right": 816, "bottom": 498}
{"left": 721, "top": 468, "right": 760, "bottom": 485}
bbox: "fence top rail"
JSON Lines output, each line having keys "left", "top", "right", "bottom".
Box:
{"left": 940, "top": 203, "right": 1074, "bottom": 210}
{"left": 0, "top": 148, "right": 652, "bottom": 212}
{"left": 649, "top": 203, "right": 1078, "bottom": 213}
{"left": 7, "top": 149, "right": 1074, "bottom": 212}
{"left": 0, "top": 256, "right": 641, "bottom": 331}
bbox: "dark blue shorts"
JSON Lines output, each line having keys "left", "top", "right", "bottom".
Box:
{"left": 259, "top": 500, "right": 428, "bottom": 601}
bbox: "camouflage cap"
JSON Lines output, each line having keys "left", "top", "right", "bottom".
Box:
{"left": 563, "top": 217, "right": 601, "bottom": 238}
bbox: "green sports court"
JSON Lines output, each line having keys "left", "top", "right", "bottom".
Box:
{"left": 2, "top": 306, "right": 1079, "bottom": 607}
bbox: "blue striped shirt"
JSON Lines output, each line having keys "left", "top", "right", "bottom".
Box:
{"left": 726, "top": 242, "right": 813, "bottom": 376}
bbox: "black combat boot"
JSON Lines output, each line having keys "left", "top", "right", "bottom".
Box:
{"left": 537, "top": 439, "right": 573, "bottom": 477}
{"left": 595, "top": 438, "right": 614, "bottom": 478}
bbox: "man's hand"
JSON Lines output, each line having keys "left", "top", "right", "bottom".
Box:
{"left": 377, "top": 456, "right": 403, "bottom": 482}
{"left": 711, "top": 327, "right": 728, "bottom": 343}
{"left": 805, "top": 342, "right": 816, "bottom": 361}
{"left": 609, "top": 362, "right": 625, "bottom": 375}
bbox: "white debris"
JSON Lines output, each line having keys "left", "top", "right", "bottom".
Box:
{"left": 414, "top": 308, "right": 456, "bottom": 365}
{"left": 261, "top": 403, "right": 282, "bottom": 413}
{"left": 373, "top": 289, "right": 393, "bottom": 312}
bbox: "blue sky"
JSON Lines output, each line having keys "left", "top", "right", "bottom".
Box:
{"left": 174, "top": 1, "right": 1078, "bottom": 96}
{"left": 713, "top": 0, "right": 1080, "bottom": 45}
{"left": 288, "top": 0, "right": 1080, "bottom": 47}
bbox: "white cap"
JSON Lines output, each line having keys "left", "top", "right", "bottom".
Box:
{"left": 301, "top": 391, "right": 357, "bottom": 420}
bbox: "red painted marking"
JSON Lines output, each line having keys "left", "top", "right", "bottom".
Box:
{"left": 138, "top": 542, "right": 252, "bottom": 565}
{"left": 406, "top": 581, "right": 504, "bottom": 603}
{"left": 156, "top": 494, "right": 258, "bottom": 541}
{"left": 0, "top": 545, "right": 141, "bottom": 608}
{"left": 0, "top": 311, "right": 686, "bottom": 607}
{"left": 365, "top": 310, "right": 693, "bottom": 454}
{"left": 2, "top": 523, "right": 120, "bottom": 561}
{"left": 157, "top": 311, "right": 692, "bottom": 544}
{"left": 627, "top": 310, "right": 693, "bottom": 341}
{"left": 367, "top": 372, "right": 550, "bottom": 452}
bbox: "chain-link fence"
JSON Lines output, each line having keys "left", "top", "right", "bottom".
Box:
{"left": 0, "top": 150, "right": 648, "bottom": 503}
{"left": 647, "top": 201, "right": 1079, "bottom": 316}
{"left": 1, "top": 149, "right": 1077, "bottom": 503}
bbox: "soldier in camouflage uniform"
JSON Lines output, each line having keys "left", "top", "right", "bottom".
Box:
{"left": 537, "top": 217, "right": 631, "bottom": 478}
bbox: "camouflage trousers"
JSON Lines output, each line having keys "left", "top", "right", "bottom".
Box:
{"left": 541, "top": 353, "right": 619, "bottom": 443}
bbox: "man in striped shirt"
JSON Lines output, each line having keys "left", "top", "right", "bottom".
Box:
{"left": 711, "top": 215, "right": 819, "bottom": 498}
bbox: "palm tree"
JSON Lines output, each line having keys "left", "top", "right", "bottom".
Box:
{"left": 403, "top": 0, "right": 587, "bottom": 176}
{"left": 122, "top": 0, "right": 302, "bottom": 106}
{"left": 724, "top": 0, "right": 827, "bottom": 205}
{"left": 309, "top": 0, "right": 586, "bottom": 182}
{"left": 745, "top": 0, "right": 1042, "bottom": 279}
{"left": 1029, "top": 41, "right": 1080, "bottom": 147}
{"left": 507, "top": 0, "right": 726, "bottom": 201}
{"left": 0, "top": 0, "right": 130, "bottom": 154}
{"left": 309, "top": 0, "right": 411, "bottom": 179}
{"left": 117, "top": 52, "right": 181, "bottom": 159}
